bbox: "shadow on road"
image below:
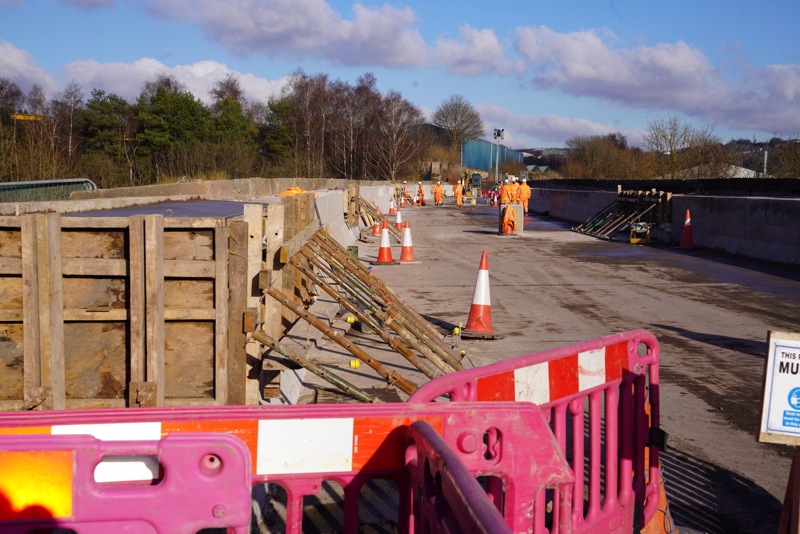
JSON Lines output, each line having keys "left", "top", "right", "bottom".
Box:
{"left": 652, "top": 323, "right": 766, "bottom": 358}
{"left": 662, "top": 446, "right": 784, "bottom": 534}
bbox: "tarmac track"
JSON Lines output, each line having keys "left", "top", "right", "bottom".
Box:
{"left": 360, "top": 198, "right": 800, "bottom": 534}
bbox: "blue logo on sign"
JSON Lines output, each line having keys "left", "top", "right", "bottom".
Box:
{"left": 789, "top": 388, "right": 800, "bottom": 410}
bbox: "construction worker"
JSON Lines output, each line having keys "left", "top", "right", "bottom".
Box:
{"left": 417, "top": 182, "right": 426, "bottom": 206}
{"left": 519, "top": 178, "right": 531, "bottom": 214}
{"left": 454, "top": 180, "right": 464, "bottom": 207}
{"left": 401, "top": 181, "right": 412, "bottom": 207}
{"left": 508, "top": 176, "right": 520, "bottom": 204}
{"left": 432, "top": 181, "right": 444, "bottom": 206}
{"left": 499, "top": 179, "right": 510, "bottom": 206}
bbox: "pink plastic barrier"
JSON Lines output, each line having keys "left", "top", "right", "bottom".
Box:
{"left": 403, "top": 420, "right": 511, "bottom": 534}
{"left": 0, "top": 402, "right": 572, "bottom": 534}
{"left": 0, "top": 433, "right": 252, "bottom": 533}
{"left": 409, "top": 328, "right": 663, "bottom": 534}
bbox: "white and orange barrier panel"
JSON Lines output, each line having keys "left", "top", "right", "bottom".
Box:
{"left": 1, "top": 402, "right": 573, "bottom": 533}
{"left": 410, "top": 328, "right": 670, "bottom": 534}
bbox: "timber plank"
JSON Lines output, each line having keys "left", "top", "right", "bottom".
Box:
{"left": 61, "top": 230, "right": 126, "bottom": 259}
{"left": 129, "top": 216, "right": 146, "bottom": 389}
{"left": 164, "top": 229, "right": 214, "bottom": 261}
{"left": 214, "top": 225, "right": 228, "bottom": 404}
{"left": 36, "top": 213, "right": 65, "bottom": 410}
{"left": 164, "top": 279, "right": 214, "bottom": 309}
{"left": 226, "top": 220, "right": 248, "bottom": 405}
{"left": 21, "top": 215, "right": 40, "bottom": 406}
{"left": 62, "top": 278, "right": 127, "bottom": 310}
{"left": 61, "top": 258, "right": 126, "bottom": 276}
{"left": 164, "top": 321, "right": 214, "bottom": 399}
{"left": 64, "top": 322, "right": 126, "bottom": 400}
{"left": 144, "top": 215, "right": 165, "bottom": 406}
{"left": 0, "top": 323, "right": 23, "bottom": 401}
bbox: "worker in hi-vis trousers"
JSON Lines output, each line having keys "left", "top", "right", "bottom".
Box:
{"left": 508, "top": 177, "right": 520, "bottom": 204}
{"left": 519, "top": 178, "right": 531, "bottom": 214}
{"left": 454, "top": 180, "right": 464, "bottom": 207}
{"left": 417, "top": 182, "right": 426, "bottom": 206}
{"left": 432, "top": 181, "right": 444, "bottom": 206}
{"left": 499, "top": 179, "right": 511, "bottom": 206}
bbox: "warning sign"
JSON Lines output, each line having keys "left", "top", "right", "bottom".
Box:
{"left": 759, "top": 331, "right": 800, "bottom": 445}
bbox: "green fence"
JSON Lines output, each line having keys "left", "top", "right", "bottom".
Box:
{"left": 0, "top": 179, "right": 97, "bottom": 203}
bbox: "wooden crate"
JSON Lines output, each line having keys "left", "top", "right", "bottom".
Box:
{"left": 0, "top": 213, "right": 249, "bottom": 410}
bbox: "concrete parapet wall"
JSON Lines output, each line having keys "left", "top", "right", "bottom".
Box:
{"left": 532, "top": 187, "right": 800, "bottom": 266}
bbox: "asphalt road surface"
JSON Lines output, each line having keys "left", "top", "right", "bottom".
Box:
{"left": 359, "top": 197, "right": 800, "bottom": 534}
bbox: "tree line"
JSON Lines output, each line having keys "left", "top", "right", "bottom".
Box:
{"left": 0, "top": 71, "right": 456, "bottom": 188}
{"left": 562, "top": 117, "right": 800, "bottom": 179}
{"left": 2, "top": 70, "right": 797, "bottom": 187}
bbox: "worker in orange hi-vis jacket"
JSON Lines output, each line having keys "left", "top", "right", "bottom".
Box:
{"left": 519, "top": 178, "right": 532, "bottom": 214}
{"left": 417, "top": 182, "right": 426, "bottom": 206}
{"left": 454, "top": 180, "right": 465, "bottom": 207}
{"left": 499, "top": 179, "right": 511, "bottom": 206}
{"left": 432, "top": 181, "right": 444, "bottom": 206}
{"left": 401, "top": 181, "right": 412, "bottom": 206}
{"left": 508, "top": 176, "right": 520, "bottom": 204}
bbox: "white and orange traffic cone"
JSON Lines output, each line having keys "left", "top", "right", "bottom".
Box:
{"left": 399, "top": 221, "right": 420, "bottom": 264}
{"left": 373, "top": 218, "right": 398, "bottom": 265}
{"left": 461, "top": 251, "right": 502, "bottom": 339}
{"left": 679, "top": 209, "right": 695, "bottom": 249}
{"left": 395, "top": 209, "right": 404, "bottom": 231}
{"left": 389, "top": 198, "right": 396, "bottom": 215}
{"left": 371, "top": 219, "right": 382, "bottom": 236}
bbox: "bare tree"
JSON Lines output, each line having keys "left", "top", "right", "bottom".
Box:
{"left": 432, "top": 94, "right": 484, "bottom": 156}
{"left": 643, "top": 116, "right": 727, "bottom": 178}
{"left": 372, "top": 91, "right": 424, "bottom": 181}
{"left": 211, "top": 74, "right": 246, "bottom": 109}
{"left": 52, "top": 81, "right": 84, "bottom": 162}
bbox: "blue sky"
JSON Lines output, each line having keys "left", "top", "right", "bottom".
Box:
{"left": 2, "top": 0, "right": 799, "bottom": 149}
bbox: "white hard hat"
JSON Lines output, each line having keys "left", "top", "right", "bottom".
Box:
{"left": 522, "top": 178, "right": 527, "bottom": 182}
{"left": 419, "top": 181, "right": 422, "bottom": 184}
{"left": 403, "top": 181, "right": 407, "bottom": 183}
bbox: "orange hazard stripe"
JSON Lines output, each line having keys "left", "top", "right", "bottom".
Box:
{"left": 0, "top": 426, "right": 51, "bottom": 435}
{"left": 476, "top": 371, "right": 515, "bottom": 402}
{"left": 605, "top": 342, "right": 627, "bottom": 382}
{"left": 352, "top": 416, "right": 444, "bottom": 471}
{"left": 0, "top": 450, "right": 73, "bottom": 520}
{"left": 549, "top": 354, "right": 579, "bottom": 400}
{"left": 161, "top": 420, "right": 259, "bottom": 475}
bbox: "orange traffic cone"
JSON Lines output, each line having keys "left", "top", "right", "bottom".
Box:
{"left": 389, "top": 198, "right": 396, "bottom": 215}
{"left": 679, "top": 209, "right": 694, "bottom": 249}
{"left": 373, "top": 218, "right": 397, "bottom": 265}
{"left": 461, "top": 251, "right": 502, "bottom": 339}
{"left": 395, "top": 209, "right": 404, "bottom": 231}
{"left": 399, "top": 221, "right": 419, "bottom": 264}
{"left": 371, "top": 220, "right": 381, "bottom": 236}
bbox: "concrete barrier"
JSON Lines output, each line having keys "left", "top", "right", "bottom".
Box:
{"left": 532, "top": 187, "right": 800, "bottom": 266}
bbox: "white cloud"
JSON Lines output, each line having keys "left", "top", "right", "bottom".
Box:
{"left": 64, "top": 57, "right": 288, "bottom": 103}
{"left": 513, "top": 25, "right": 800, "bottom": 136}
{"left": 0, "top": 40, "right": 60, "bottom": 95}
{"left": 434, "top": 25, "right": 522, "bottom": 76}
{"left": 478, "top": 104, "right": 646, "bottom": 147}
{"left": 140, "top": 0, "right": 428, "bottom": 67}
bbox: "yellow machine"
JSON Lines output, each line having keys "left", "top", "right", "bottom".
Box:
{"left": 629, "top": 221, "right": 651, "bottom": 245}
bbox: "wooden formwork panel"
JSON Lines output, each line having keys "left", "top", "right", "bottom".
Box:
{"left": 0, "top": 212, "right": 241, "bottom": 411}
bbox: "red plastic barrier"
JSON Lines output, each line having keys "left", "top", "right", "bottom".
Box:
{"left": 409, "top": 328, "right": 663, "bottom": 534}
{"left": 0, "top": 402, "right": 572, "bottom": 534}
{"left": 0, "top": 433, "right": 252, "bottom": 533}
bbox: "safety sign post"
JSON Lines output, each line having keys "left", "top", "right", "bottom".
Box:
{"left": 759, "top": 330, "right": 800, "bottom": 445}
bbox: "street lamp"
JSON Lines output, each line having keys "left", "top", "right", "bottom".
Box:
{"left": 493, "top": 128, "right": 504, "bottom": 184}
